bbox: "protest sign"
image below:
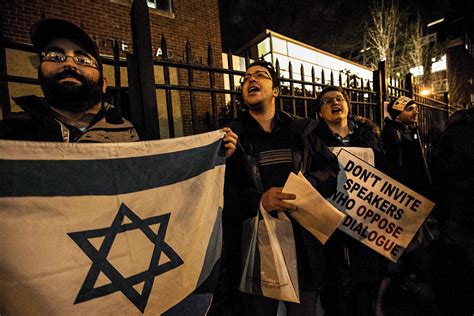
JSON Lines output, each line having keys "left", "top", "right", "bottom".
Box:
{"left": 330, "top": 147, "right": 375, "bottom": 166}
{"left": 328, "top": 149, "right": 435, "bottom": 262}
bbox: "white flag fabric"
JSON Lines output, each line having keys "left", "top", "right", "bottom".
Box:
{"left": 0, "top": 130, "right": 225, "bottom": 315}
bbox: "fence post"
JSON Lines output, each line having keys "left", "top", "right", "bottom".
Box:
{"left": 288, "top": 61, "right": 296, "bottom": 115}
{"left": 373, "top": 60, "right": 387, "bottom": 128}
{"left": 227, "top": 49, "right": 237, "bottom": 119}
{"left": 300, "top": 64, "right": 307, "bottom": 117}
{"left": 405, "top": 72, "right": 414, "bottom": 99}
{"left": 379, "top": 61, "right": 388, "bottom": 102}
{"left": 130, "top": 0, "right": 160, "bottom": 139}
{"left": 113, "top": 42, "right": 122, "bottom": 117}
{"left": 275, "top": 59, "right": 284, "bottom": 111}
{"left": 444, "top": 92, "right": 450, "bottom": 122}
{"left": 162, "top": 35, "right": 175, "bottom": 138}
{"left": 208, "top": 43, "right": 217, "bottom": 129}
{"left": 186, "top": 40, "right": 197, "bottom": 134}
{"left": 0, "top": 41, "right": 11, "bottom": 119}
{"left": 126, "top": 53, "right": 144, "bottom": 132}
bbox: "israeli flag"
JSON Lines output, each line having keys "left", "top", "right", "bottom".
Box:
{"left": 0, "top": 130, "right": 225, "bottom": 315}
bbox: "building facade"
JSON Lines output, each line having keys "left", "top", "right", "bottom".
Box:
{"left": 237, "top": 30, "right": 374, "bottom": 86}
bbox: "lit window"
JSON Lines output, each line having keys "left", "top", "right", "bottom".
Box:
{"left": 257, "top": 38, "right": 271, "bottom": 58}
{"left": 410, "top": 66, "right": 424, "bottom": 77}
{"left": 146, "top": 0, "right": 171, "bottom": 11}
{"left": 431, "top": 54, "right": 446, "bottom": 73}
{"left": 109, "top": 0, "right": 173, "bottom": 14}
{"left": 288, "top": 42, "right": 317, "bottom": 62}
{"left": 272, "top": 37, "right": 288, "bottom": 55}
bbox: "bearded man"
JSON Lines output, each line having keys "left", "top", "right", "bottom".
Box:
{"left": 0, "top": 18, "right": 138, "bottom": 142}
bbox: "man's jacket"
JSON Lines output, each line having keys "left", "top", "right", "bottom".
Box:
{"left": 223, "top": 110, "right": 339, "bottom": 291}
{"left": 0, "top": 95, "right": 138, "bottom": 142}
{"left": 382, "top": 117, "right": 430, "bottom": 195}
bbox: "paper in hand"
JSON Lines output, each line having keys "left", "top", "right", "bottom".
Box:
{"left": 282, "top": 172, "right": 345, "bottom": 244}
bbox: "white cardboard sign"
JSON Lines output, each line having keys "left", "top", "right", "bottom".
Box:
{"left": 329, "top": 149, "right": 435, "bottom": 262}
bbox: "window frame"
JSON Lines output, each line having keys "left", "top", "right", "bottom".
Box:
{"left": 109, "top": 0, "right": 174, "bottom": 18}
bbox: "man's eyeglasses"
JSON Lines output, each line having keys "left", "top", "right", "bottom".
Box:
{"left": 321, "top": 95, "right": 345, "bottom": 105}
{"left": 239, "top": 71, "right": 272, "bottom": 84}
{"left": 41, "top": 50, "right": 99, "bottom": 69}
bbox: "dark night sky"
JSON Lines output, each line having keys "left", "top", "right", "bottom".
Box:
{"left": 218, "top": 0, "right": 472, "bottom": 56}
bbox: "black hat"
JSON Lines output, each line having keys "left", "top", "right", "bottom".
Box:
{"left": 30, "top": 18, "right": 102, "bottom": 71}
{"left": 388, "top": 96, "right": 415, "bottom": 119}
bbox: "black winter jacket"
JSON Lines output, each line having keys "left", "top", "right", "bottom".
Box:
{"left": 223, "top": 110, "right": 339, "bottom": 292}
{"left": 315, "top": 116, "right": 386, "bottom": 169}
{"left": 431, "top": 108, "right": 474, "bottom": 266}
{"left": 316, "top": 116, "right": 388, "bottom": 315}
{"left": 382, "top": 118, "right": 431, "bottom": 196}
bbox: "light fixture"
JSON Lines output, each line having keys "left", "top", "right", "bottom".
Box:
{"left": 420, "top": 88, "right": 431, "bottom": 96}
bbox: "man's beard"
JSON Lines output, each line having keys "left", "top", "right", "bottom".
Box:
{"left": 39, "top": 69, "right": 103, "bottom": 113}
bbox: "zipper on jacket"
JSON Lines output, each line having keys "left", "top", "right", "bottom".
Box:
{"left": 344, "top": 247, "right": 351, "bottom": 267}
{"left": 57, "top": 120, "right": 70, "bottom": 142}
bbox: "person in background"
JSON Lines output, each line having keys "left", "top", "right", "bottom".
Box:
{"left": 381, "top": 96, "right": 431, "bottom": 195}
{"left": 430, "top": 107, "right": 474, "bottom": 315}
{"left": 314, "top": 86, "right": 388, "bottom": 316}
{"left": 378, "top": 96, "right": 439, "bottom": 316}
{"left": 217, "top": 60, "right": 339, "bottom": 315}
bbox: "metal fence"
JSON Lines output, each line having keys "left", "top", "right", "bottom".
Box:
{"left": 0, "top": 36, "right": 459, "bottom": 159}
{"left": 272, "top": 59, "right": 378, "bottom": 122}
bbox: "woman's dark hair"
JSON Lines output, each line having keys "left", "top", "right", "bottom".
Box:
{"left": 315, "top": 86, "right": 351, "bottom": 114}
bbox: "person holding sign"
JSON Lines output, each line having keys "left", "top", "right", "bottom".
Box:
{"left": 314, "top": 86, "right": 388, "bottom": 316}
{"left": 218, "top": 60, "right": 339, "bottom": 316}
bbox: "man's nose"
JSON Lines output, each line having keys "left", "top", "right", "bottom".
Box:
{"left": 62, "top": 55, "right": 77, "bottom": 69}
{"left": 248, "top": 74, "right": 257, "bottom": 82}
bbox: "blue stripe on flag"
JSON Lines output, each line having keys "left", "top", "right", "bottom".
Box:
{"left": 0, "top": 139, "right": 224, "bottom": 197}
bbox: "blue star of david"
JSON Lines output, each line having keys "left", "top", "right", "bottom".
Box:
{"left": 68, "top": 203, "right": 184, "bottom": 313}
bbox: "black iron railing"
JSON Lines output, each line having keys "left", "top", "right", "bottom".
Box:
{"left": 0, "top": 37, "right": 459, "bottom": 159}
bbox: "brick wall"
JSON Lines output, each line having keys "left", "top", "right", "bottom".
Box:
{"left": 1, "top": 0, "right": 225, "bottom": 136}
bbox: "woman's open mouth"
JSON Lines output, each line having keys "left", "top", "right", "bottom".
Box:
{"left": 331, "top": 106, "right": 342, "bottom": 113}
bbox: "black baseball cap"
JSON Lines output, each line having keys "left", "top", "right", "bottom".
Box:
{"left": 30, "top": 18, "right": 102, "bottom": 71}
